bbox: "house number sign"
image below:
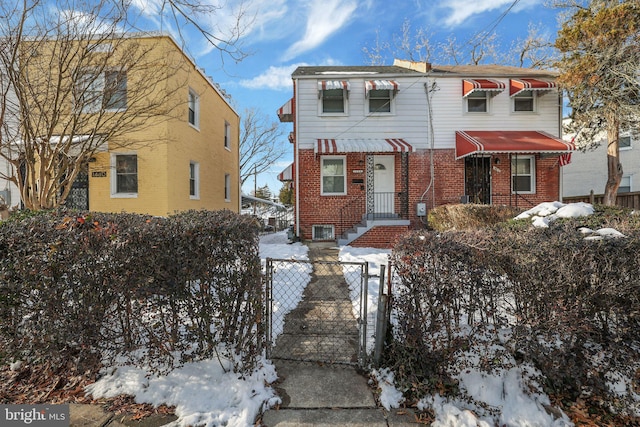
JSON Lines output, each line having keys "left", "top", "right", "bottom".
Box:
{"left": 352, "top": 169, "right": 364, "bottom": 174}
{"left": 92, "top": 171, "right": 107, "bottom": 177}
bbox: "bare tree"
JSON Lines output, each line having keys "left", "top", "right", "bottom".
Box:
{"left": 510, "top": 23, "right": 558, "bottom": 69}
{"left": 0, "top": 0, "right": 189, "bottom": 209}
{"left": 239, "top": 108, "right": 287, "bottom": 186}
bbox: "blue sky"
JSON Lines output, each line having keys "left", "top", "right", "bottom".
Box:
{"left": 132, "top": 0, "right": 564, "bottom": 195}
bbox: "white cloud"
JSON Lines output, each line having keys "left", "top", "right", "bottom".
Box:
{"left": 282, "top": 0, "right": 357, "bottom": 60}
{"left": 239, "top": 63, "right": 308, "bottom": 91}
{"left": 439, "top": 0, "right": 539, "bottom": 27}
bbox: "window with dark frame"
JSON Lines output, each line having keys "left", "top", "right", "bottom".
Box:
{"left": 115, "top": 154, "right": 137, "bottom": 194}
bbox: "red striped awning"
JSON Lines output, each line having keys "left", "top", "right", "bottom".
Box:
{"left": 455, "top": 130, "right": 575, "bottom": 159}
{"left": 315, "top": 138, "right": 413, "bottom": 154}
{"left": 462, "top": 79, "right": 506, "bottom": 97}
{"left": 510, "top": 78, "right": 557, "bottom": 96}
{"left": 317, "top": 80, "right": 351, "bottom": 91}
{"left": 278, "top": 163, "right": 293, "bottom": 181}
{"left": 277, "top": 98, "right": 293, "bottom": 122}
{"left": 365, "top": 80, "right": 399, "bottom": 95}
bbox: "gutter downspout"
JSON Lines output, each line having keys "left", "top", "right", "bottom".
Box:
{"left": 294, "top": 79, "right": 300, "bottom": 239}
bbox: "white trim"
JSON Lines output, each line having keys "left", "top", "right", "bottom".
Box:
{"left": 312, "top": 224, "right": 335, "bottom": 241}
{"left": 320, "top": 155, "right": 347, "bottom": 196}
{"left": 188, "top": 88, "right": 200, "bottom": 130}
{"left": 224, "top": 121, "right": 231, "bottom": 150}
{"left": 189, "top": 161, "right": 200, "bottom": 200}
{"left": 110, "top": 152, "right": 138, "bottom": 198}
{"left": 511, "top": 155, "right": 536, "bottom": 195}
{"left": 465, "top": 91, "right": 490, "bottom": 114}
{"left": 318, "top": 88, "right": 348, "bottom": 116}
{"left": 511, "top": 90, "right": 537, "bottom": 113}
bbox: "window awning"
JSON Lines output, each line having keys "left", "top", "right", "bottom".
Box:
{"left": 278, "top": 163, "right": 293, "bottom": 181}
{"left": 462, "top": 79, "right": 506, "bottom": 97}
{"left": 317, "top": 80, "right": 350, "bottom": 91}
{"left": 509, "top": 78, "right": 557, "bottom": 97}
{"left": 365, "top": 80, "right": 399, "bottom": 96}
{"left": 277, "top": 98, "right": 293, "bottom": 123}
{"left": 455, "top": 131, "right": 575, "bottom": 159}
{"left": 315, "top": 138, "right": 413, "bottom": 154}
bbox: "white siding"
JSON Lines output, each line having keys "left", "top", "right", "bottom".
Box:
{"left": 296, "top": 74, "right": 562, "bottom": 152}
{"left": 563, "top": 134, "right": 640, "bottom": 197}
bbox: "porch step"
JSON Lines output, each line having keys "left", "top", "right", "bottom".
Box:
{"left": 337, "top": 218, "right": 410, "bottom": 246}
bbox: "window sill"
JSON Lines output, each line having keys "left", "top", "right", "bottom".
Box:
{"left": 190, "top": 196, "right": 200, "bottom": 200}
{"left": 189, "top": 122, "right": 200, "bottom": 131}
{"left": 111, "top": 193, "right": 138, "bottom": 198}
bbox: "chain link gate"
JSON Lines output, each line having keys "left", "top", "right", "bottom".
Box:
{"left": 265, "top": 258, "right": 369, "bottom": 366}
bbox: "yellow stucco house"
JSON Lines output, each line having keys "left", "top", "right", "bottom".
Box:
{"left": 63, "top": 34, "right": 241, "bottom": 215}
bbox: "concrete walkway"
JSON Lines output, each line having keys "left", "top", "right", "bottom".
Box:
{"left": 259, "top": 243, "right": 418, "bottom": 426}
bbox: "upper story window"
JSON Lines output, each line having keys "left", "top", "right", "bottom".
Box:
{"left": 321, "top": 156, "right": 346, "bottom": 195}
{"left": 77, "top": 69, "right": 127, "bottom": 113}
{"left": 188, "top": 89, "right": 200, "bottom": 128}
{"left": 224, "top": 121, "right": 231, "bottom": 149}
{"left": 511, "top": 155, "right": 535, "bottom": 194}
{"left": 513, "top": 90, "right": 535, "bottom": 112}
{"left": 366, "top": 80, "right": 399, "bottom": 114}
{"left": 318, "top": 81, "right": 350, "bottom": 115}
{"left": 462, "top": 79, "right": 504, "bottom": 114}
{"left": 111, "top": 153, "right": 137, "bottom": 197}
{"left": 466, "top": 91, "right": 489, "bottom": 113}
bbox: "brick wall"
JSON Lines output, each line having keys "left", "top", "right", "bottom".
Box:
{"left": 349, "top": 225, "right": 409, "bottom": 249}
{"left": 296, "top": 148, "right": 562, "bottom": 242}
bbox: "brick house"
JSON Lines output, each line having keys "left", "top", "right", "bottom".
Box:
{"left": 277, "top": 60, "right": 574, "bottom": 248}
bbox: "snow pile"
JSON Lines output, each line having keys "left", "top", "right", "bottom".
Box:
{"left": 578, "top": 226, "right": 627, "bottom": 240}
{"left": 515, "top": 201, "right": 595, "bottom": 228}
{"left": 372, "top": 368, "right": 404, "bottom": 410}
{"left": 87, "top": 356, "right": 279, "bottom": 427}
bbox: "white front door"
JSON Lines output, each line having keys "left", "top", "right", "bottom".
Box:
{"left": 373, "top": 155, "right": 395, "bottom": 216}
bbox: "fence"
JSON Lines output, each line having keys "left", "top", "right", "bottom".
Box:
{"left": 563, "top": 190, "right": 640, "bottom": 209}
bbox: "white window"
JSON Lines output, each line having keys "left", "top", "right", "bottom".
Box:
{"left": 188, "top": 88, "right": 199, "bottom": 128}
{"left": 312, "top": 225, "right": 334, "bottom": 241}
{"left": 369, "top": 89, "right": 392, "bottom": 113}
{"left": 620, "top": 135, "right": 632, "bottom": 150}
{"left": 77, "top": 69, "right": 127, "bottom": 113}
{"left": 224, "top": 121, "right": 231, "bottom": 149}
{"left": 513, "top": 90, "right": 535, "bottom": 112}
{"left": 466, "top": 91, "right": 488, "bottom": 113}
{"left": 224, "top": 173, "right": 231, "bottom": 202}
{"left": 511, "top": 155, "right": 535, "bottom": 194}
{"left": 111, "top": 153, "right": 137, "bottom": 197}
{"left": 321, "top": 156, "right": 346, "bottom": 195}
{"left": 190, "top": 161, "right": 200, "bottom": 199}
{"left": 619, "top": 176, "right": 631, "bottom": 193}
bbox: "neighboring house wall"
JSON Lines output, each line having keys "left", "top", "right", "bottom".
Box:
{"left": 289, "top": 64, "right": 566, "bottom": 246}
{"left": 0, "top": 62, "right": 21, "bottom": 209}
{"left": 563, "top": 133, "right": 639, "bottom": 197}
{"left": 84, "top": 36, "right": 240, "bottom": 216}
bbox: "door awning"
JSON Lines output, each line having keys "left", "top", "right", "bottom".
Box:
{"left": 315, "top": 138, "right": 413, "bottom": 154}
{"left": 365, "top": 80, "right": 399, "bottom": 96}
{"left": 317, "top": 80, "right": 350, "bottom": 91}
{"left": 277, "top": 98, "right": 293, "bottom": 123}
{"left": 509, "top": 78, "right": 557, "bottom": 96}
{"left": 462, "top": 79, "right": 506, "bottom": 97}
{"left": 278, "top": 163, "right": 293, "bottom": 181}
{"left": 455, "top": 131, "right": 575, "bottom": 159}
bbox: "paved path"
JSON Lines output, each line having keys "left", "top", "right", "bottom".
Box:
{"left": 259, "top": 243, "right": 418, "bottom": 426}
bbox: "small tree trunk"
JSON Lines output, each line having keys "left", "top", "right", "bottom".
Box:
{"left": 603, "top": 121, "right": 622, "bottom": 206}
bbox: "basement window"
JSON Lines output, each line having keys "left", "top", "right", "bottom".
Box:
{"left": 312, "top": 225, "right": 334, "bottom": 241}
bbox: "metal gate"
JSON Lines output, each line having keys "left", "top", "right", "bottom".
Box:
{"left": 265, "top": 258, "right": 368, "bottom": 367}
{"left": 65, "top": 169, "right": 89, "bottom": 210}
